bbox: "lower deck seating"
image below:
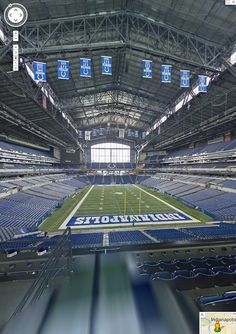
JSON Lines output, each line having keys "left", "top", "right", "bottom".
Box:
{"left": 71, "top": 233, "right": 103, "bottom": 247}
{"left": 197, "top": 291, "right": 236, "bottom": 311}
{"left": 1, "top": 222, "right": 236, "bottom": 245}
{"left": 0, "top": 227, "right": 15, "bottom": 242}
{"left": 0, "top": 176, "right": 87, "bottom": 231}
{"left": 145, "top": 229, "right": 196, "bottom": 241}
{"left": 180, "top": 223, "right": 236, "bottom": 239}
{"left": 109, "top": 231, "right": 152, "bottom": 245}
{"left": 139, "top": 175, "right": 236, "bottom": 219}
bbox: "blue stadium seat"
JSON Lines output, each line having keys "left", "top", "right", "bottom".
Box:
{"left": 173, "top": 269, "right": 192, "bottom": 278}
{"left": 151, "top": 271, "right": 172, "bottom": 281}
{"left": 194, "top": 272, "right": 215, "bottom": 289}
{"left": 173, "top": 275, "right": 195, "bottom": 290}
{"left": 193, "top": 268, "right": 212, "bottom": 275}
{"left": 223, "top": 291, "right": 236, "bottom": 298}
{"left": 211, "top": 266, "right": 231, "bottom": 274}
{"left": 214, "top": 272, "right": 235, "bottom": 286}
{"left": 221, "top": 257, "right": 236, "bottom": 266}
{"left": 109, "top": 231, "right": 153, "bottom": 245}
{"left": 229, "top": 264, "right": 236, "bottom": 272}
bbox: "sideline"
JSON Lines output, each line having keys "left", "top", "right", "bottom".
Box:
{"left": 133, "top": 184, "right": 199, "bottom": 223}
{"left": 59, "top": 185, "right": 94, "bottom": 230}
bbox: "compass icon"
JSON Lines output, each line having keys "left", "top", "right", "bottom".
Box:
{"left": 4, "top": 3, "right": 28, "bottom": 28}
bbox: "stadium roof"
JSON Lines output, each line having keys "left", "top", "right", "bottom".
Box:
{"left": 0, "top": 0, "right": 235, "bottom": 149}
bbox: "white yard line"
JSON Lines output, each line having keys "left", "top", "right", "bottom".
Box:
{"left": 59, "top": 185, "right": 94, "bottom": 230}
{"left": 133, "top": 184, "right": 199, "bottom": 222}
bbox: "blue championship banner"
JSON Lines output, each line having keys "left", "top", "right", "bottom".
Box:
{"left": 92, "top": 128, "right": 97, "bottom": 137}
{"left": 99, "top": 128, "right": 105, "bottom": 136}
{"left": 80, "top": 58, "right": 92, "bottom": 77}
{"left": 127, "top": 129, "right": 133, "bottom": 137}
{"left": 161, "top": 65, "right": 172, "bottom": 83}
{"left": 66, "top": 212, "right": 195, "bottom": 228}
{"left": 58, "top": 60, "right": 70, "bottom": 80}
{"left": 33, "top": 61, "right": 47, "bottom": 82}
{"left": 180, "top": 70, "right": 190, "bottom": 87}
{"left": 101, "top": 56, "right": 112, "bottom": 75}
{"left": 142, "top": 60, "right": 152, "bottom": 78}
{"left": 198, "top": 75, "right": 208, "bottom": 93}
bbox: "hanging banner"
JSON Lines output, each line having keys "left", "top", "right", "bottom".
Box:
{"left": 142, "top": 60, "right": 152, "bottom": 78}
{"left": 92, "top": 129, "right": 97, "bottom": 137}
{"left": 85, "top": 131, "right": 91, "bottom": 141}
{"left": 198, "top": 75, "right": 208, "bottom": 93}
{"left": 80, "top": 58, "right": 91, "bottom": 77}
{"left": 180, "top": 70, "right": 190, "bottom": 87}
{"left": 119, "top": 129, "right": 125, "bottom": 139}
{"left": 162, "top": 65, "right": 172, "bottom": 83}
{"left": 99, "top": 128, "right": 105, "bottom": 136}
{"left": 127, "top": 129, "right": 133, "bottom": 137}
{"left": 58, "top": 60, "right": 70, "bottom": 80}
{"left": 78, "top": 131, "right": 83, "bottom": 139}
{"left": 142, "top": 132, "right": 146, "bottom": 140}
{"left": 33, "top": 61, "right": 47, "bottom": 82}
{"left": 101, "top": 56, "right": 112, "bottom": 75}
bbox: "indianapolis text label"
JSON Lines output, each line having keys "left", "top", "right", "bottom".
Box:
{"left": 66, "top": 211, "right": 197, "bottom": 228}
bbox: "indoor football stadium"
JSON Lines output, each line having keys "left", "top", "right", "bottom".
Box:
{"left": 0, "top": 1, "right": 236, "bottom": 334}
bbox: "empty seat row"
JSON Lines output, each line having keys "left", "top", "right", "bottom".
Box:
{"left": 151, "top": 266, "right": 236, "bottom": 290}
{"left": 138, "top": 255, "right": 236, "bottom": 274}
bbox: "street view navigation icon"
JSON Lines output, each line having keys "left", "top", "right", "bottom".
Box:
{"left": 4, "top": 3, "right": 28, "bottom": 28}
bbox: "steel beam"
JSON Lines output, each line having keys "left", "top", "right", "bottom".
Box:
{"left": 0, "top": 102, "right": 67, "bottom": 147}
{"left": 61, "top": 90, "right": 164, "bottom": 116}
{"left": 77, "top": 112, "right": 149, "bottom": 130}
{"left": 154, "top": 104, "right": 236, "bottom": 150}
{"left": 18, "top": 11, "right": 224, "bottom": 71}
{"left": 0, "top": 66, "right": 79, "bottom": 144}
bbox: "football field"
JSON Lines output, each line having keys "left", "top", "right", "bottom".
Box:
{"left": 39, "top": 184, "right": 212, "bottom": 231}
{"left": 76, "top": 184, "right": 178, "bottom": 216}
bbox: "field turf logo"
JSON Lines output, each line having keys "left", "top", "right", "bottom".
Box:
{"left": 66, "top": 212, "right": 195, "bottom": 228}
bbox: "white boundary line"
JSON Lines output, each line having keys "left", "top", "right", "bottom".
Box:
{"left": 59, "top": 185, "right": 94, "bottom": 230}
{"left": 133, "top": 184, "right": 199, "bottom": 223}
{"left": 66, "top": 220, "right": 196, "bottom": 230}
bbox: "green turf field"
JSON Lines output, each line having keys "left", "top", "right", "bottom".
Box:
{"left": 40, "top": 184, "right": 212, "bottom": 232}
{"left": 76, "top": 184, "right": 179, "bottom": 216}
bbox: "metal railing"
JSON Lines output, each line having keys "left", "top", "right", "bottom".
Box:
{"left": 9, "top": 227, "right": 72, "bottom": 319}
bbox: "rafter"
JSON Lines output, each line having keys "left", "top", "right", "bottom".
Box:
{"left": 17, "top": 11, "right": 225, "bottom": 71}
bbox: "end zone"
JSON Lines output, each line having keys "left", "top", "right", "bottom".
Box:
{"left": 61, "top": 211, "right": 199, "bottom": 229}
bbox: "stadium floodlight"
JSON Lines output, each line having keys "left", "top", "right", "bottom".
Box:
{"left": 4, "top": 3, "right": 28, "bottom": 28}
